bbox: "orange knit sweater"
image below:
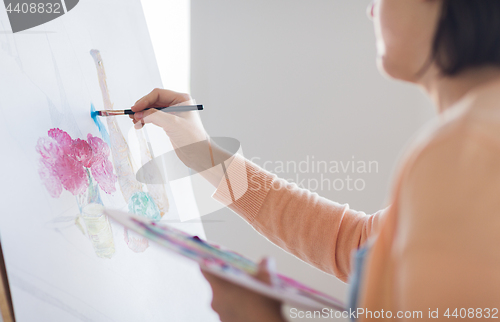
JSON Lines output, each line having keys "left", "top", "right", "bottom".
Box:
{"left": 213, "top": 80, "right": 500, "bottom": 320}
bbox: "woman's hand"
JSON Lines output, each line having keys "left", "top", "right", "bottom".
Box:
{"left": 131, "top": 88, "right": 238, "bottom": 188}
{"left": 130, "top": 88, "right": 210, "bottom": 170}
{"left": 202, "top": 258, "right": 285, "bottom": 322}
{"left": 131, "top": 88, "right": 206, "bottom": 144}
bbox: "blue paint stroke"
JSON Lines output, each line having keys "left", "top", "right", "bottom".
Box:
{"left": 90, "top": 103, "right": 110, "bottom": 145}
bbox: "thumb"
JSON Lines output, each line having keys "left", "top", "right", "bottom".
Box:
{"left": 135, "top": 109, "right": 178, "bottom": 130}
{"left": 255, "top": 257, "right": 277, "bottom": 286}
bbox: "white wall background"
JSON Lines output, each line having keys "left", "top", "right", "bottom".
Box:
{"left": 141, "top": 0, "right": 190, "bottom": 93}
{"left": 191, "top": 0, "right": 434, "bottom": 321}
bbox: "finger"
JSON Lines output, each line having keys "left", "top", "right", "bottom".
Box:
{"left": 255, "top": 257, "right": 277, "bottom": 286}
{"left": 132, "top": 88, "right": 192, "bottom": 112}
{"left": 136, "top": 108, "right": 179, "bottom": 131}
{"left": 130, "top": 116, "right": 136, "bottom": 125}
{"left": 134, "top": 121, "right": 144, "bottom": 130}
{"left": 132, "top": 89, "right": 160, "bottom": 112}
{"left": 134, "top": 111, "right": 144, "bottom": 121}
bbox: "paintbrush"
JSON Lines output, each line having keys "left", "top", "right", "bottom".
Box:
{"left": 96, "top": 105, "right": 204, "bottom": 117}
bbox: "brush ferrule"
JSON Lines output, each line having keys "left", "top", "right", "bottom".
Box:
{"left": 99, "top": 110, "right": 125, "bottom": 116}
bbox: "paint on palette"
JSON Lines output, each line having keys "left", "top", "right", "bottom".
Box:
{"left": 119, "top": 215, "right": 345, "bottom": 311}
{"left": 133, "top": 218, "right": 258, "bottom": 275}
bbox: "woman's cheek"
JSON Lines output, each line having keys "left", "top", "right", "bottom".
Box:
{"left": 373, "top": 13, "right": 399, "bottom": 78}
{"left": 373, "top": 17, "right": 418, "bottom": 80}
{"left": 373, "top": 18, "right": 386, "bottom": 59}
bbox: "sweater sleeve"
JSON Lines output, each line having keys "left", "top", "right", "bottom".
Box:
{"left": 212, "top": 154, "right": 387, "bottom": 282}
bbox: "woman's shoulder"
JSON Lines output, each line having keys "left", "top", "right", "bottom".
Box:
{"left": 392, "top": 88, "right": 500, "bottom": 205}
{"left": 390, "top": 86, "right": 500, "bottom": 297}
{"left": 442, "top": 87, "right": 500, "bottom": 150}
{"left": 407, "top": 80, "right": 500, "bottom": 171}
{"left": 411, "top": 118, "right": 500, "bottom": 180}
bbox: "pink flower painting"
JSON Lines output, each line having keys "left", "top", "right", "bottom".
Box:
{"left": 36, "top": 128, "right": 117, "bottom": 198}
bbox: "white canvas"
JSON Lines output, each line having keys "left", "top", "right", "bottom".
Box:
{"left": 0, "top": 1, "right": 218, "bottom": 321}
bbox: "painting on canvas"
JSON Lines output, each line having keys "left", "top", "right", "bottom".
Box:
{"left": 0, "top": 1, "right": 218, "bottom": 321}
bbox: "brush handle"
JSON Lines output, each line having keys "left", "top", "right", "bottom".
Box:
{"left": 99, "top": 105, "right": 204, "bottom": 117}
{"left": 134, "top": 105, "right": 204, "bottom": 114}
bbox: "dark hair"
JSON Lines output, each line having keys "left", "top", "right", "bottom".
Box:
{"left": 432, "top": 0, "right": 500, "bottom": 76}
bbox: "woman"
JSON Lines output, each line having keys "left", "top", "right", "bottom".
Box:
{"left": 131, "top": 0, "right": 500, "bottom": 320}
